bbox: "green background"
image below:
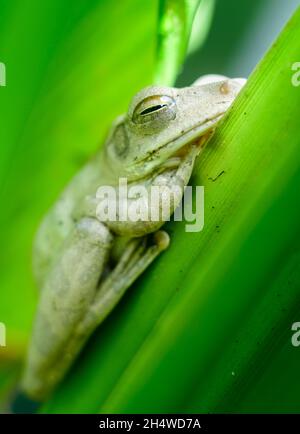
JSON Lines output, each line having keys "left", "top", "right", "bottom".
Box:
{"left": 0, "top": 0, "right": 300, "bottom": 413}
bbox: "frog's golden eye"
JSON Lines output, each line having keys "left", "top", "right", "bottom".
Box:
{"left": 132, "top": 95, "right": 176, "bottom": 125}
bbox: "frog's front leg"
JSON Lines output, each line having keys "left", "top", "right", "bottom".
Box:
{"left": 22, "top": 217, "right": 113, "bottom": 400}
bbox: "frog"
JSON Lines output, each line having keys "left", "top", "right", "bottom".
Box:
{"left": 22, "top": 75, "right": 246, "bottom": 400}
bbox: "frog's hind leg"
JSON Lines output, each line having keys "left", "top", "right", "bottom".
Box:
{"left": 22, "top": 217, "right": 113, "bottom": 400}
{"left": 26, "top": 230, "right": 169, "bottom": 399}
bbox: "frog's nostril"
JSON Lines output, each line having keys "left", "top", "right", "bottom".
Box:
{"left": 219, "top": 81, "right": 231, "bottom": 95}
{"left": 219, "top": 78, "right": 247, "bottom": 96}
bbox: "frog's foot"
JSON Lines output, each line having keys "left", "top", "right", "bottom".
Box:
{"left": 78, "top": 231, "right": 170, "bottom": 334}
{"left": 105, "top": 230, "right": 170, "bottom": 288}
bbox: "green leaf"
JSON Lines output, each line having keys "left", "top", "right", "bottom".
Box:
{"left": 42, "top": 6, "right": 300, "bottom": 413}
{"left": 0, "top": 361, "right": 21, "bottom": 412}
{"left": 187, "top": 0, "right": 215, "bottom": 56}
{"left": 154, "top": 0, "right": 202, "bottom": 85}
{"left": 0, "top": 0, "right": 157, "bottom": 351}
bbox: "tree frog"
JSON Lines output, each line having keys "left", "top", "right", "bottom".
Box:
{"left": 22, "top": 75, "right": 245, "bottom": 400}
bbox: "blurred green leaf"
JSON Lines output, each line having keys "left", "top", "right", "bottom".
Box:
{"left": 187, "top": 0, "right": 215, "bottom": 56}
{"left": 0, "top": 361, "right": 20, "bottom": 413}
{"left": 0, "top": 0, "right": 156, "bottom": 351}
{"left": 41, "top": 6, "right": 300, "bottom": 413}
{"left": 155, "top": 0, "right": 202, "bottom": 85}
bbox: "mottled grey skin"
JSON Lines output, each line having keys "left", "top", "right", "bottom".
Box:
{"left": 22, "top": 76, "right": 245, "bottom": 400}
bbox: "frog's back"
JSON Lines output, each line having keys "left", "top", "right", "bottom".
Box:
{"left": 33, "top": 153, "right": 105, "bottom": 288}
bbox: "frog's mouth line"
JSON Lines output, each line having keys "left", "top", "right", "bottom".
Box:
{"left": 136, "top": 113, "right": 224, "bottom": 166}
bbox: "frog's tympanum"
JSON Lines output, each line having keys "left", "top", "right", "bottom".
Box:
{"left": 22, "top": 75, "right": 246, "bottom": 400}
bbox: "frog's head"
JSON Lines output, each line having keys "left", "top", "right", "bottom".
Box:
{"left": 104, "top": 76, "right": 246, "bottom": 181}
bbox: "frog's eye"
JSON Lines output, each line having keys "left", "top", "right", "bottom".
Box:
{"left": 132, "top": 95, "right": 176, "bottom": 125}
